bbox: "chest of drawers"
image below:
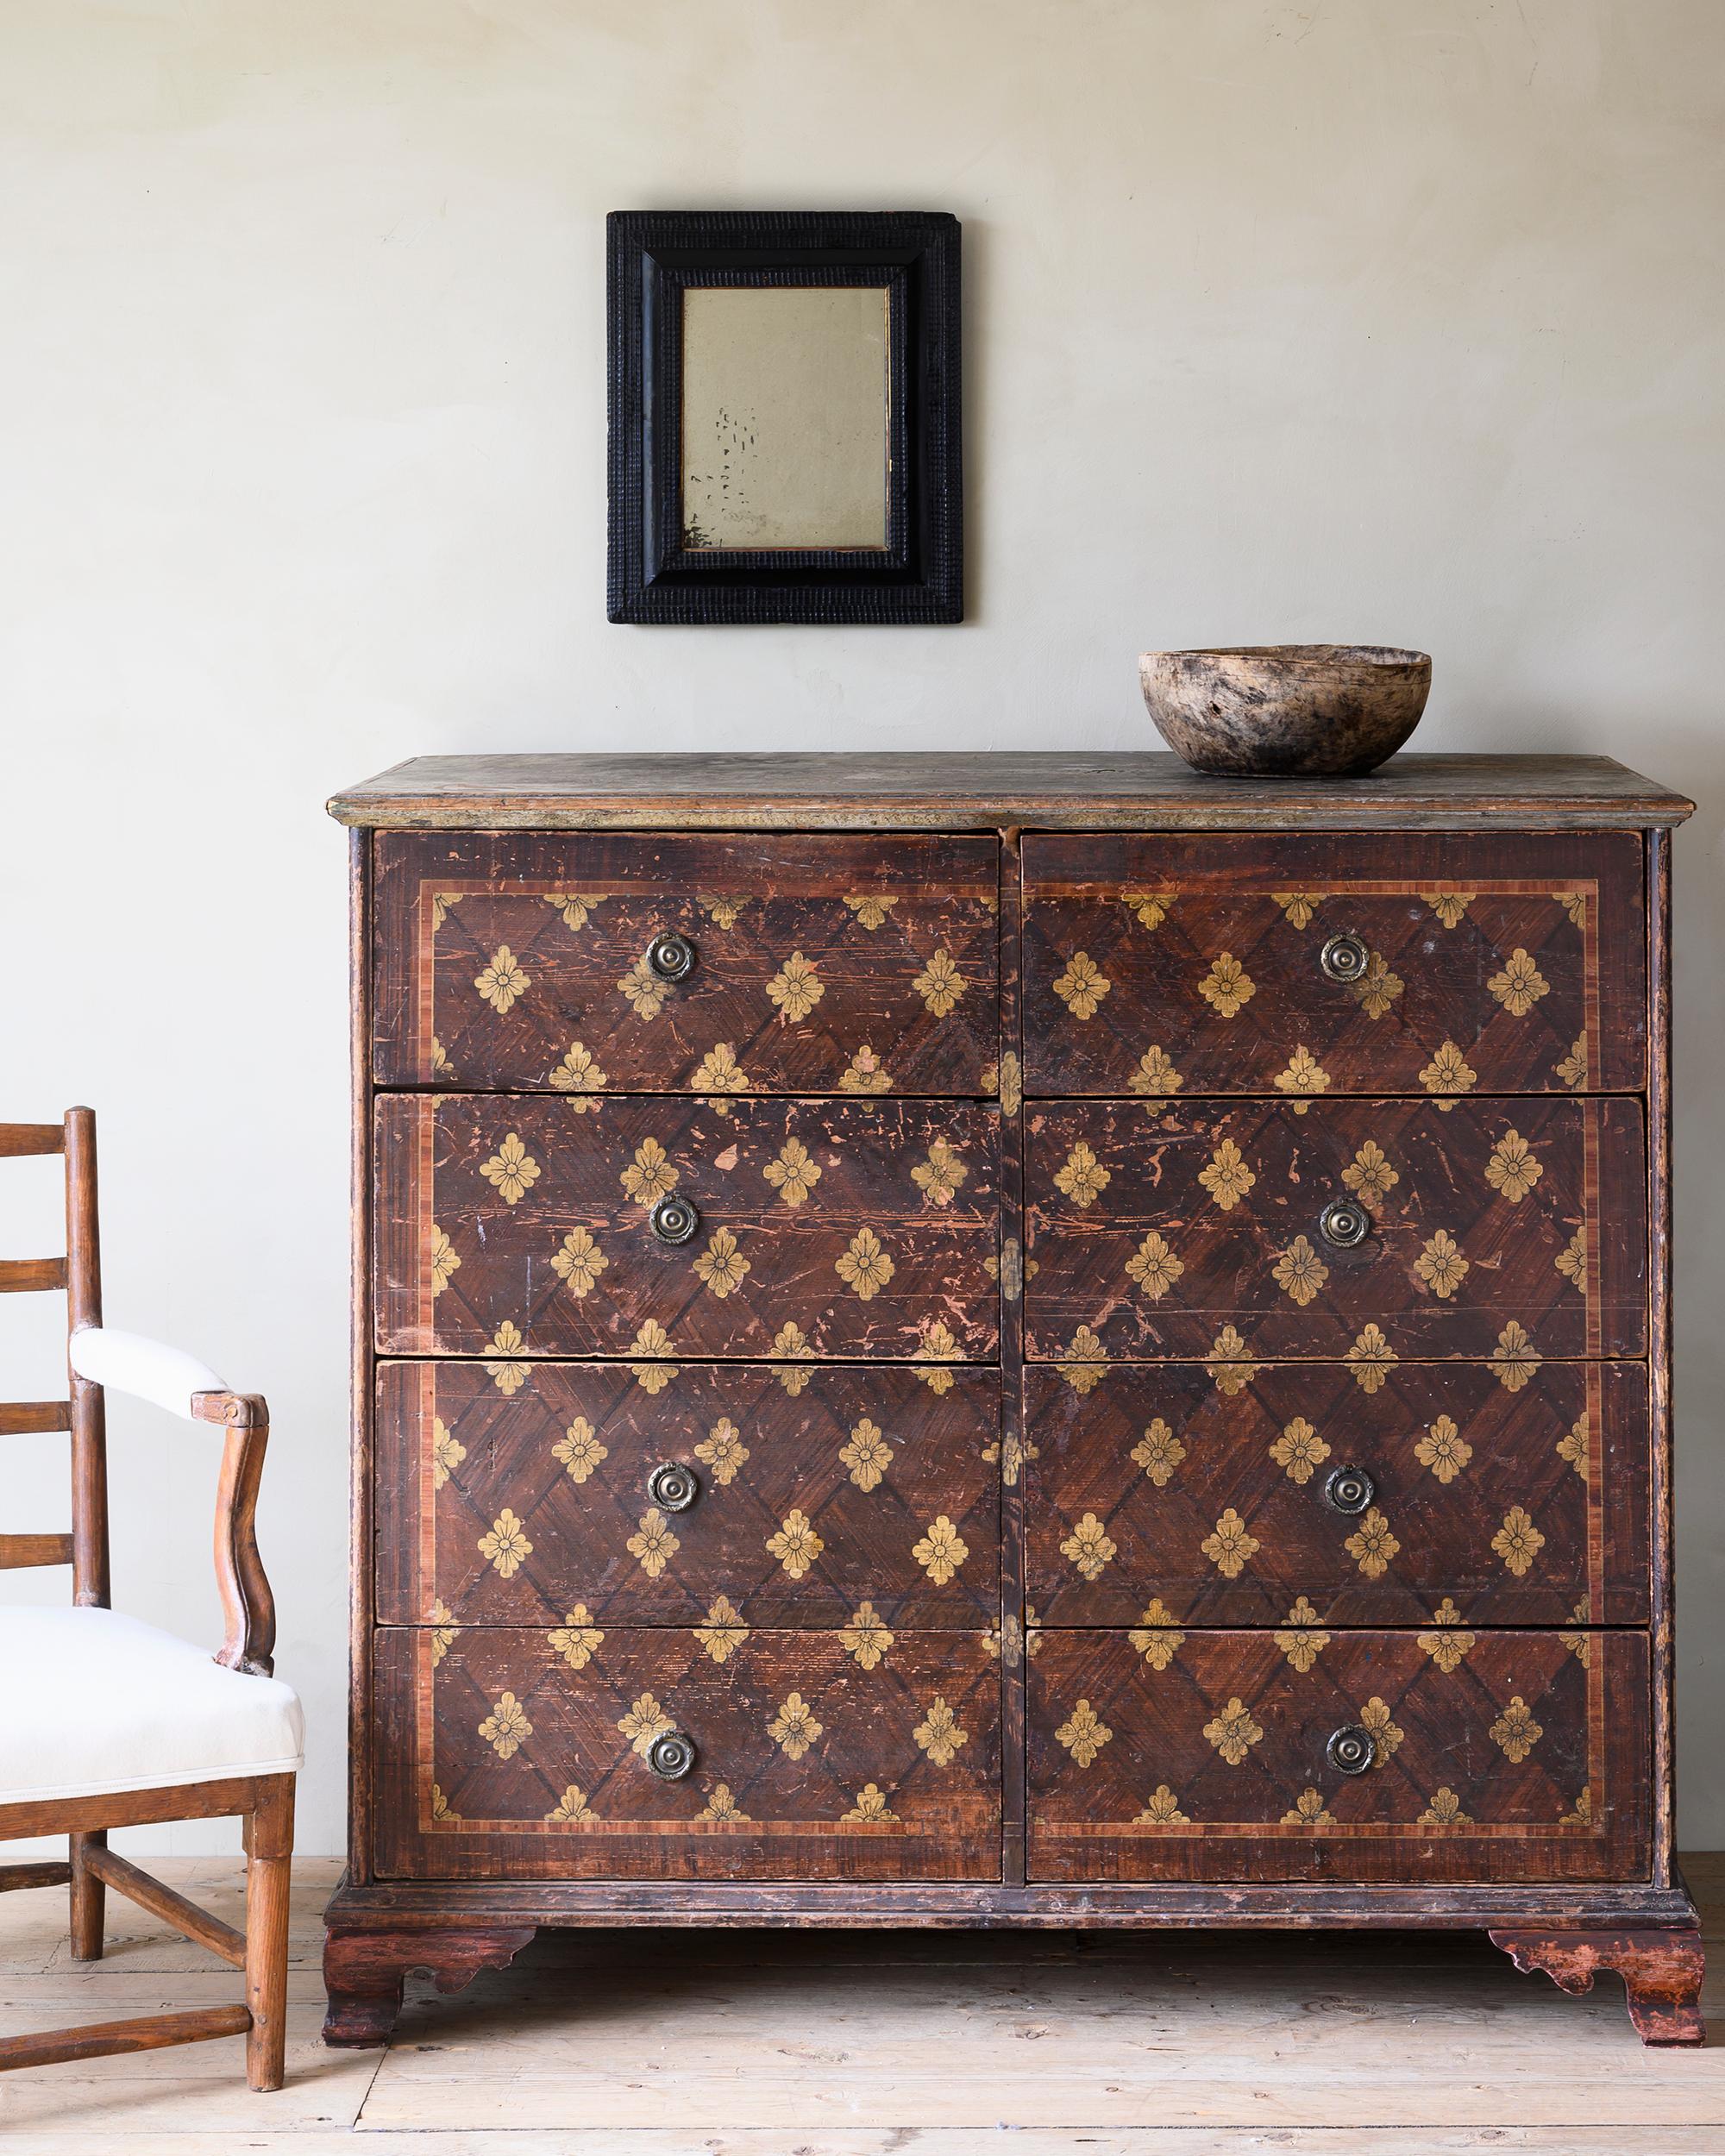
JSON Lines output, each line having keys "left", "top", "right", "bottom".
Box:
{"left": 323, "top": 750, "right": 1701, "bottom": 2046}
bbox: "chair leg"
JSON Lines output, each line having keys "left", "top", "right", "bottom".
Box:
{"left": 68, "top": 1831, "right": 105, "bottom": 1961}
{"left": 242, "top": 1777, "right": 294, "bottom": 2092}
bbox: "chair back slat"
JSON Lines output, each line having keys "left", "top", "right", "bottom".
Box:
{"left": 0, "top": 1125, "right": 66, "bottom": 1158}
{"left": 0, "top": 1258, "right": 69, "bottom": 1293}
{"left": 0, "top": 1532, "right": 75, "bottom": 1570}
{"left": 0, "top": 1402, "right": 72, "bottom": 1434}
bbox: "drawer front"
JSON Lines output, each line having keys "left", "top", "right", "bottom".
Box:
{"left": 376, "top": 1094, "right": 1001, "bottom": 1360}
{"left": 378, "top": 1360, "right": 1000, "bottom": 1626}
{"left": 1025, "top": 1361, "right": 1648, "bottom": 1626}
{"left": 1024, "top": 1096, "right": 1646, "bottom": 1362}
{"left": 373, "top": 831, "right": 1000, "bottom": 1094}
{"left": 1027, "top": 1628, "right": 1647, "bottom": 1883}
{"left": 1021, "top": 831, "right": 1644, "bottom": 1098}
{"left": 373, "top": 1624, "right": 1002, "bottom": 1881}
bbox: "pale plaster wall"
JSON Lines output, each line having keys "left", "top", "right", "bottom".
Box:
{"left": 1, "top": 0, "right": 1721, "bottom": 1855}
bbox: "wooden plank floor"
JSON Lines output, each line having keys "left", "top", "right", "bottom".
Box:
{"left": 0, "top": 1856, "right": 1720, "bottom": 2150}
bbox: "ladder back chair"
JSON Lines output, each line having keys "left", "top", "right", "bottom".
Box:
{"left": 0, "top": 1108, "right": 302, "bottom": 2092}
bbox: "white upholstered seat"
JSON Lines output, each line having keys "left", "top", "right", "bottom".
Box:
{"left": 0, "top": 1606, "right": 303, "bottom": 1805}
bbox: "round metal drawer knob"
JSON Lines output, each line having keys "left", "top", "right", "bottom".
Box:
{"left": 646, "top": 931, "right": 697, "bottom": 983}
{"left": 1326, "top": 1725, "right": 1377, "bottom": 1777}
{"left": 645, "top": 1731, "right": 697, "bottom": 1782}
{"left": 1319, "top": 1197, "right": 1371, "bottom": 1249}
{"left": 1324, "top": 1465, "right": 1377, "bottom": 1515}
{"left": 647, "top": 1462, "right": 700, "bottom": 1513}
{"left": 1320, "top": 931, "right": 1370, "bottom": 985}
{"left": 649, "top": 1194, "right": 701, "bottom": 1246}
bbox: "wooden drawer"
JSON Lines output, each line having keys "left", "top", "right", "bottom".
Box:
{"left": 1024, "top": 1096, "right": 1646, "bottom": 1363}
{"left": 1024, "top": 1361, "right": 1649, "bottom": 1626}
{"left": 1021, "top": 831, "right": 1645, "bottom": 1098}
{"left": 373, "top": 831, "right": 1000, "bottom": 1094}
{"left": 375, "top": 1094, "right": 1001, "bottom": 1361}
{"left": 377, "top": 1360, "right": 1000, "bottom": 1627}
{"left": 373, "top": 1624, "right": 1002, "bottom": 1881}
{"left": 1027, "top": 1628, "right": 1648, "bottom": 1883}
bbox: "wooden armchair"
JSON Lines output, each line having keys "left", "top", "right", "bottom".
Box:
{"left": 0, "top": 1109, "right": 302, "bottom": 2092}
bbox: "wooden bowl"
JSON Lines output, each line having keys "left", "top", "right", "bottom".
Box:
{"left": 1139, "top": 645, "right": 1432, "bottom": 777}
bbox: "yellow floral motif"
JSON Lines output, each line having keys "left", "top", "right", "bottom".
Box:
{"left": 1420, "top": 1040, "right": 1477, "bottom": 1100}
{"left": 430, "top": 891, "right": 463, "bottom": 932}
{"left": 1201, "top": 1507, "right": 1261, "bottom": 1580}
{"left": 1345, "top": 1507, "right": 1401, "bottom": 1578}
{"left": 1562, "top": 1610, "right": 1592, "bottom": 1666}
{"left": 431, "top": 1416, "right": 465, "bottom": 1490}
{"left": 1350, "top": 950, "right": 1404, "bottom": 1020}
{"left": 1486, "top": 1129, "right": 1543, "bottom": 1203}
{"left": 1271, "top": 1235, "right": 1329, "bottom": 1307}
{"left": 1273, "top": 1045, "right": 1332, "bottom": 1099}
{"left": 771, "top": 1319, "right": 812, "bottom": 1367}
{"left": 913, "top": 1695, "right": 968, "bottom": 1766}
{"left": 692, "top": 1595, "right": 748, "bottom": 1664}
{"left": 1270, "top": 1416, "right": 1330, "bottom": 1486}
{"left": 429, "top": 1783, "right": 460, "bottom": 1823}
{"left": 763, "top": 1138, "right": 821, "bottom": 1207}
{"left": 1129, "top": 1044, "right": 1185, "bottom": 1097}
{"left": 765, "top": 1692, "right": 822, "bottom": 1760}
{"left": 913, "top": 949, "right": 967, "bottom": 1018}
{"left": 766, "top": 951, "right": 824, "bottom": 1023}
{"left": 544, "top": 893, "right": 606, "bottom": 931}
{"left": 617, "top": 955, "right": 672, "bottom": 1020}
{"left": 697, "top": 1783, "right": 750, "bottom": 1822}
{"left": 1052, "top": 951, "right": 1111, "bottom": 1019}
{"left": 913, "top": 1515, "right": 969, "bottom": 1584}
{"left": 1060, "top": 1512, "right": 1116, "bottom": 1581}
{"left": 1557, "top": 1413, "right": 1589, "bottom": 1480}
{"left": 549, "top": 1040, "right": 606, "bottom": 1100}
{"left": 1425, "top": 892, "right": 1474, "bottom": 928}
{"left": 1420, "top": 1788, "right": 1471, "bottom": 1827}
{"left": 548, "top": 1605, "right": 604, "bottom": 1669}
{"left": 1490, "top": 1696, "right": 1543, "bottom": 1763}
{"left": 839, "top": 1044, "right": 894, "bottom": 1094}
{"left": 1282, "top": 1788, "right": 1334, "bottom": 1827}
{"left": 982, "top": 1428, "right": 1036, "bottom": 1487}
{"left": 1415, "top": 1413, "right": 1471, "bottom": 1484}
{"left": 618, "top": 1692, "right": 674, "bottom": 1756}
{"left": 1271, "top": 892, "right": 1323, "bottom": 928}
{"left": 697, "top": 893, "right": 747, "bottom": 929}
{"left": 479, "top": 1691, "right": 531, "bottom": 1760}
{"left": 474, "top": 945, "right": 530, "bottom": 1014}
{"left": 1414, "top": 1229, "right": 1469, "bottom": 1300}
{"left": 1492, "top": 1506, "right": 1546, "bottom": 1576}
{"left": 915, "top": 1317, "right": 963, "bottom": 1375}
{"left": 1490, "top": 1319, "right": 1541, "bottom": 1391}
{"left": 550, "top": 1226, "right": 608, "bottom": 1299}
{"left": 1203, "top": 1697, "right": 1264, "bottom": 1766}
{"left": 691, "top": 1042, "right": 750, "bottom": 1097}
{"left": 1198, "top": 1138, "right": 1257, "bottom": 1212}
{"left": 430, "top": 1597, "right": 456, "bottom": 1666}
{"left": 842, "top": 893, "right": 898, "bottom": 930}
{"left": 1342, "top": 1141, "right": 1399, "bottom": 1206}
{"left": 1488, "top": 948, "right": 1550, "bottom": 1017}
{"left": 694, "top": 1416, "right": 749, "bottom": 1486}
{"left": 627, "top": 1319, "right": 677, "bottom": 1393}
{"left": 1359, "top": 1696, "right": 1403, "bottom": 1757}
{"left": 840, "top": 1417, "right": 894, "bottom": 1493}
{"left": 836, "top": 1226, "right": 894, "bottom": 1301}
{"left": 1555, "top": 1037, "right": 1588, "bottom": 1089}
{"left": 988, "top": 1614, "right": 1026, "bottom": 1667}
{"left": 1207, "top": 1325, "right": 1261, "bottom": 1393}
{"left": 1126, "top": 1231, "right": 1184, "bottom": 1300}
{"left": 841, "top": 1601, "right": 894, "bottom": 1669}
{"left": 1559, "top": 1787, "right": 1594, "bottom": 1827}
{"left": 1055, "top": 1699, "right": 1111, "bottom": 1767}
{"left": 627, "top": 1508, "right": 681, "bottom": 1578}
{"left": 1555, "top": 1226, "right": 1587, "bottom": 1291}
{"left": 693, "top": 1226, "right": 750, "bottom": 1300}
{"left": 1132, "top": 1417, "right": 1186, "bottom": 1488}
{"left": 1129, "top": 1599, "right": 1186, "bottom": 1669}
{"left": 478, "top": 1507, "right": 532, "bottom": 1578}
{"left": 430, "top": 1036, "right": 454, "bottom": 1077}
{"left": 912, "top": 1139, "right": 969, "bottom": 1207}
{"left": 842, "top": 1783, "right": 899, "bottom": 1824}
{"left": 546, "top": 1785, "right": 599, "bottom": 1824}
{"left": 767, "top": 1509, "right": 825, "bottom": 1580}
{"left": 620, "top": 1137, "right": 678, "bottom": 1207}
{"left": 1058, "top": 1327, "right": 1108, "bottom": 1393}
{"left": 1345, "top": 1323, "right": 1398, "bottom": 1392}
{"left": 1418, "top": 1622, "right": 1477, "bottom": 1671}
{"left": 430, "top": 1225, "right": 461, "bottom": 1296}
{"left": 1197, "top": 952, "right": 1255, "bottom": 1018}
{"left": 1121, "top": 890, "right": 1176, "bottom": 930}
{"left": 1551, "top": 890, "right": 1587, "bottom": 929}
{"left": 996, "top": 1050, "right": 1023, "bottom": 1116}
{"left": 1135, "top": 1784, "right": 1190, "bottom": 1824}
{"left": 1054, "top": 1141, "right": 1111, "bottom": 1208}
{"left": 1275, "top": 1598, "right": 1331, "bottom": 1672}
{"left": 480, "top": 1131, "right": 541, "bottom": 1206}
{"left": 484, "top": 1320, "right": 530, "bottom": 1395}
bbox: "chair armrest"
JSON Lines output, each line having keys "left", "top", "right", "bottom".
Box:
{"left": 67, "top": 1326, "right": 278, "bottom": 1678}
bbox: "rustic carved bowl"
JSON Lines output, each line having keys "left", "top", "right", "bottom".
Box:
{"left": 1139, "top": 645, "right": 1432, "bottom": 777}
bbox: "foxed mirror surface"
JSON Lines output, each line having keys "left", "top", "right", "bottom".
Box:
{"left": 679, "top": 285, "right": 891, "bottom": 551}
